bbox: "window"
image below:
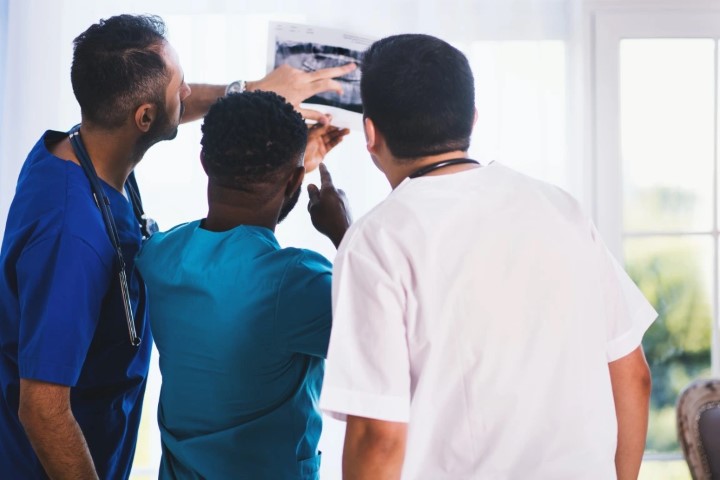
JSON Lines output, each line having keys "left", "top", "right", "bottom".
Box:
{"left": 593, "top": 9, "right": 720, "bottom": 477}
{"left": 621, "top": 38, "right": 716, "bottom": 455}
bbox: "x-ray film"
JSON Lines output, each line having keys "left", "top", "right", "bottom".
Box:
{"left": 268, "top": 22, "right": 374, "bottom": 130}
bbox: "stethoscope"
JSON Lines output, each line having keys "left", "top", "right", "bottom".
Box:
{"left": 408, "top": 158, "right": 481, "bottom": 178}
{"left": 68, "top": 125, "right": 158, "bottom": 347}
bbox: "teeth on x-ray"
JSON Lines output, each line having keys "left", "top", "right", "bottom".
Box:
{"left": 276, "top": 41, "right": 365, "bottom": 114}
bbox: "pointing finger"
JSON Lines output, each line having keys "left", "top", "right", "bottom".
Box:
{"left": 318, "top": 163, "right": 334, "bottom": 188}
{"left": 308, "top": 63, "right": 357, "bottom": 82}
{"left": 307, "top": 78, "right": 344, "bottom": 97}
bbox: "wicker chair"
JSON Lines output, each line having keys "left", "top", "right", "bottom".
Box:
{"left": 677, "top": 379, "right": 720, "bottom": 480}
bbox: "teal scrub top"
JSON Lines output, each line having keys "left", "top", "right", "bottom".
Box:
{"left": 136, "top": 220, "right": 332, "bottom": 479}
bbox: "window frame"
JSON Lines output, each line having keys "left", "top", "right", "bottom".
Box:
{"left": 590, "top": 4, "right": 720, "bottom": 464}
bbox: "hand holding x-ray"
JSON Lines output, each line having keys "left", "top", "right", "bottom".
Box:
{"left": 269, "top": 22, "right": 375, "bottom": 130}
{"left": 250, "top": 63, "right": 357, "bottom": 125}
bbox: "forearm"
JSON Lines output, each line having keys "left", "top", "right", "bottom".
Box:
{"left": 343, "top": 416, "right": 407, "bottom": 480}
{"left": 614, "top": 392, "right": 650, "bottom": 479}
{"left": 609, "top": 347, "right": 652, "bottom": 480}
{"left": 182, "top": 83, "right": 226, "bottom": 123}
{"left": 19, "top": 379, "right": 98, "bottom": 479}
{"left": 20, "top": 406, "right": 97, "bottom": 479}
{"left": 183, "top": 63, "right": 355, "bottom": 125}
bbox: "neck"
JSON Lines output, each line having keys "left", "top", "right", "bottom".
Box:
{"left": 385, "top": 150, "right": 473, "bottom": 189}
{"left": 79, "top": 122, "right": 146, "bottom": 192}
{"left": 203, "top": 183, "right": 283, "bottom": 233}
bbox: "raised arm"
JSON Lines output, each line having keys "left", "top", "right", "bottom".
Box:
{"left": 180, "top": 84, "right": 225, "bottom": 124}
{"left": 609, "top": 346, "right": 652, "bottom": 480}
{"left": 343, "top": 415, "right": 408, "bottom": 480}
{"left": 182, "top": 63, "right": 357, "bottom": 124}
{"left": 18, "top": 379, "right": 99, "bottom": 479}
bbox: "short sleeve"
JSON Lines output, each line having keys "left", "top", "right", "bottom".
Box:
{"left": 16, "top": 232, "right": 112, "bottom": 385}
{"left": 590, "top": 223, "right": 658, "bottom": 361}
{"left": 275, "top": 251, "right": 333, "bottom": 358}
{"left": 320, "top": 226, "right": 411, "bottom": 423}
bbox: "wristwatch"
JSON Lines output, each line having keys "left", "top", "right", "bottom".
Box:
{"left": 225, "top": 80, "right": 247, "bottom": 95}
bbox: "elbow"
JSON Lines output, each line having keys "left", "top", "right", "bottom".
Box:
{"left": 347, "top": 416, "right": 407, "bottom": 454}
{"left": 18, "top": 402, "right": 39, "bottom": 437}
{"left": 18, "top": 399, "right": 44, "bottom": 434}
{"left": 344, "top": 416, "right": 408, "bottom": 476}
{"left": 361, "top": 430, "right": 406, "bottom": 459}
{"left": 638, "top": 362, "right": 652, "bottom": 399}
{"left": 629, "top": 348, "right": 653, "bottom": 399}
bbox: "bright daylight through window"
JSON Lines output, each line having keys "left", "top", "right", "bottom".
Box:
{"left": 621, "top": 39, "right": 718, "bottom": 458}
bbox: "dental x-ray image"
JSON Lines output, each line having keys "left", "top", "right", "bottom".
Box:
{"left": 275, "top": 41, "right": 364, "bottom": 113}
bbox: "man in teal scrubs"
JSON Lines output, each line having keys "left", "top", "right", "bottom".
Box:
{"left": 136, "top": 91, "right": 351, "bottom": 479}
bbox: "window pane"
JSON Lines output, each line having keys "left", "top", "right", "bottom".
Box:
{"left": 638, "top": 460, "right": 691, "bottom": 480}
{"left": 620, "top": 39, "right": 715, "bottom": 232}
{"left": 624, "top": 236, "right": 713, "bottom": 453}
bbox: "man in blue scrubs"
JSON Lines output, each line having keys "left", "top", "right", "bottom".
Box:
{"left": 0, "top": 14, "right": 353, "bottom": 479}
{"left": 135, "top": 91, "right": 350, "bottom": 479}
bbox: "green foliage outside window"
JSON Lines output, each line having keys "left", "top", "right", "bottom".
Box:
{"left": 625, "top": 239, "right": 712, "bottom": 453}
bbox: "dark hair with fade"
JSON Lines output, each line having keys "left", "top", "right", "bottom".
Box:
{"left": 361, "top": 34, "right": 475, "bottom": 160}
{"left": 71, "top": 14, "right": 169, "bottom": 129}
{"left": 200, "top": 91, "right": 308, "bottom": 191}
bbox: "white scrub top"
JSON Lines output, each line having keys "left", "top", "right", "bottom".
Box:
{"left": 321, "top": 163, "right": 656, "bottom": 480}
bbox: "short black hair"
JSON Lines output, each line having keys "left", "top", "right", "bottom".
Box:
{"left": 361, "top": 34, "right": 475, "bottom": 160}
{"left": 71, "top": 14, "right": 169, "bottom": 129}
{"left": 200, "top": 91, "right": 308, "bottom": 190}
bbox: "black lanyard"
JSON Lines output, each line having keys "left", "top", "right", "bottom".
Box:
{"left": 408, "top": 158, "right": 480, "bottom": 179}
{"left": 68, "top": 125, "right": 155, "bottom": 347}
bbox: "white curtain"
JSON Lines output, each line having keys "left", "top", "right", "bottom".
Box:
{"left": 0, "top": 1, "right": 587, "bottom": 477}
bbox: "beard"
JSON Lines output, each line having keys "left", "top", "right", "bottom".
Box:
{"left": 136, "top": 101, "right": 182, "bottom": 154}
{"left": 278, "top": 185, "right": 302, "bottom": 224}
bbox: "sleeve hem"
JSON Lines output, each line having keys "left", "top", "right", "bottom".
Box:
{"left": 606, "top": 300, "right": 658, "bottom": 362}
{"left": 320, "top": 386, "right": 410, "bottom": 423}
{"left": 19, "top": 357, "right": 80, "bottom": 386}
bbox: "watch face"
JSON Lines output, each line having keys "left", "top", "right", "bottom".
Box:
{"left": 227, "top": 81, "right": 245, "bottom": 94}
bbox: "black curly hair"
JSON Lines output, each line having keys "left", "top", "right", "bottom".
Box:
{"left": 200, "top": 91, "right": 308, "bottom": 190}
{"left": 71, "top": 14, "right": 169, "bottom": 129}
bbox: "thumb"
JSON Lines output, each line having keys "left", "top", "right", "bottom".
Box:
{"left": 298, "top": 108, "right": 329, "bottom": 125}
{"left": 307, "top": 184, "right": 320, "bottom": 207}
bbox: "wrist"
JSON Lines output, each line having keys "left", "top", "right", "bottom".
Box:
{"left": 328, "top": 224, "right": 349, "bottom": 249}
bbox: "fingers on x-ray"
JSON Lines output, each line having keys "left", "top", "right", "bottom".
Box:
{"left": 275, "top": 41, "right": 365, "bottom": 113}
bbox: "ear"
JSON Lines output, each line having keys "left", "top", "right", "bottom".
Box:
{"left": 285, "top": 166, "right": 305, "bottom": 197}
{"left": 473, "top": 107, "right": 478, "bottom": 128}
{"left": 199, "top": 151, "right": 209, "bottom": 175}
{"left": 364, "top": 117, "right": 378, "bottom": 155}
{"left": 134, "top": 103, "right": 158, "bottom": 133}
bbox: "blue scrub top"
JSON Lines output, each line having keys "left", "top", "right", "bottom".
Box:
{"left": 0, "top": 130, "right": 152, "bottom": 479}
{"left": 136, "top": 220, "right": 332, "bottom": 480}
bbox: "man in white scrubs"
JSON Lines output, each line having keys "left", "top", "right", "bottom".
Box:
{"left": 320, "top": 34, "right": 656, "bottom": 480}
